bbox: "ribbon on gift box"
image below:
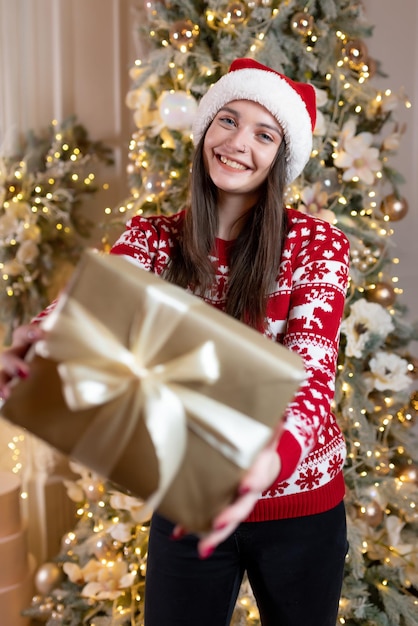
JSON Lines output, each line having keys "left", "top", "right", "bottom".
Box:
{"left": 35, "top": 283, "right": 273, "bottom": 513}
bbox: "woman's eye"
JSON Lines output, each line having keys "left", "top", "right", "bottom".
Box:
{"left": 219, "top": 116, "right": 236, "bottom": 126}
{"left": 259, "top": 132, "right": 274, "bottom": 143}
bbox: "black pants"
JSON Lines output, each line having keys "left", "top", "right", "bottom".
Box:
{"left": 144, "top": 501, "right": 347, "bottom": 626}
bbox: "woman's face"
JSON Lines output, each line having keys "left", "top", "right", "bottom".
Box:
{"left": 203, "top": 100, "right": 284, "bottom": 201}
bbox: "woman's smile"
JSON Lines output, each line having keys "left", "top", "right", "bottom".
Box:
{"left": 217, "top": 154, "right": 249, "bottom": 170}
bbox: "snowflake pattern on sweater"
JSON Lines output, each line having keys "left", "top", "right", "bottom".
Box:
{"left": 111, "top": 208, "right": 350, "bottom": 521}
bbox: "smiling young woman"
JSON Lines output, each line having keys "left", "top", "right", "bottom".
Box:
{"left": 0, "top": 58, "right": 350, "bottom": 626}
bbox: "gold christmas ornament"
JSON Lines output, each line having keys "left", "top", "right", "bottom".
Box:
{"left": 169, "top": 20, "right": 200, "bottom": 51}
{"left": 34, "top": 599, "right": 54, "bottom": 617}
{"left": 380, "top": 194, "right": 409, "bottom": 221}
{"left": 350, "top": 246, "right": 379, "bottom": 272}
{"left": 290, "top": 12, "right": 314, "bottom": 36}
{"left": 85, "top": 480, "right": 106, "bottom": 502}
{"left": 396, "top": 462, "right": 418, "bottom": 484}
{"left": 343, "top": 38, "right": 368, "bottom": 71}
{"left": 34, "top": 562, "right": 63, "bottom": 595}
{"left": 93, "top": 537, "right": 119, "bottom": 561}
{"left": 365, "top": 281, "right": 396, "bottom": 307}
{"left": 356, "top": 500, "right": 384, "bottom": 527}
{"left": 225, "top": 2, "right": 248, "bottom": 25}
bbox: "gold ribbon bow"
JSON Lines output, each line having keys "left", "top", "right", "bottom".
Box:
{"left": 35, "top": 283, "right": 272, "bottom": 511}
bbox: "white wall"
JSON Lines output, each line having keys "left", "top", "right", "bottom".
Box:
{"left": 0, "top": 0, "right": 135, "bottom": 241}
{"left": 363, "top": 1, "right": 418, "bottom": 355}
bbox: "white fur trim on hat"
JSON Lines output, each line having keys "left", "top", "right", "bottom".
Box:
{"left": 192, "top": 65, "right": 315, "bottom": 184}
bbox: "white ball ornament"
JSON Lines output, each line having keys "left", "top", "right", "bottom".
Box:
{"left": 34, "top": 562, "right": 63, "bottom": 594}
{"left": 159, "top": 91, "right": 197, "bottom": 131}
{"left": 143, "top": 173, "right": 171, "bottom": 199}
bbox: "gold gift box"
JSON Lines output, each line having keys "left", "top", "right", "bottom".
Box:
{"left": 2, "top": 250, "right": 305, "bottom": 532}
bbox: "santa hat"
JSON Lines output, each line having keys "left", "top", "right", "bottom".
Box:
{"left": 192, "top": 58, "right": 316, "bottom": 184}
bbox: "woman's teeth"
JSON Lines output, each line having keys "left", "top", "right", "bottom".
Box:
{"left": 219, "top": 155, "right": 246, "bottom": 170}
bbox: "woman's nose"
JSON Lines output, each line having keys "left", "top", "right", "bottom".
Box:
{"left": 226, "top": 130, "right": 248, "bottom": 153}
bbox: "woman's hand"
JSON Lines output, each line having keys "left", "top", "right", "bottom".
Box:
{"left": 197, "top": 437, "right": 281, "bottom": 558}
{"left": 0, "top": 324, "right": 43, "bottom": 400}
{"left": 172, "top": 424, "right": 283, "bottom": 558}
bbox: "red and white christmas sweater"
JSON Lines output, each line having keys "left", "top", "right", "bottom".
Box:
{"left": 110, "top": 207, "right": 350, "bottom": 522}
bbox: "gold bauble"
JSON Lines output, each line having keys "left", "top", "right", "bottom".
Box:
{"left": 396, "top": 462, "right": 418, "bottom": 484}
{"left": 290, "top": 12, "right": 314, "bottom": 36}
{"left": 225, "top": 2, "right": 248, "bottom": 25}
{"left": 93, "top": 537, "right": 118, "bottom": 561}
{"left": 356, "top": 500, "right": 384, "bottom": 527}
{"left": 343, "top": 38, "right": 368, "bottom": 71}
{"left": 85, "top": 480, "right": 106, "bottom": 502}
{"left": 34, "top": 562, "right": 63, "bottom": 595}
{"left": 169, "top": 20, "right": 199, "bottom": 51}
{"left": 350, "top": 248, "right": 378, "bottom": 272}
{"left": 365, "top": 281, "right": 396, "bottom": 307}
{"left": 380, "top": 194, "right": 409, "bottom": 221}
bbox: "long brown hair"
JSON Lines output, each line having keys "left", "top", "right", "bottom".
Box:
{"left": 164, "top": 134, "right": 288, "bottom": 329}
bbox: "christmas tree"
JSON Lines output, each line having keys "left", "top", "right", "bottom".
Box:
{"left": 25, "top": 1, "right": 418, "bottom": 624}
{"left": 0, "top": 117, "right": 113, "bottom": 344}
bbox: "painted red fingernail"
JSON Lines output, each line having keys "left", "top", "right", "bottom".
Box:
{"left": 199, "top": 546, "right": 215, "bottom": 560}
{"left": 17, "top": 367, "right": 29, "bottom": 379}
{"left": 238, "top": 485, "right": 251, "bottom": 495}
{"left": 170, "top": 527, "right": 186, "bottom": 541}
{"left": 214, "top": 520, "right": 228, "bottom": 531}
